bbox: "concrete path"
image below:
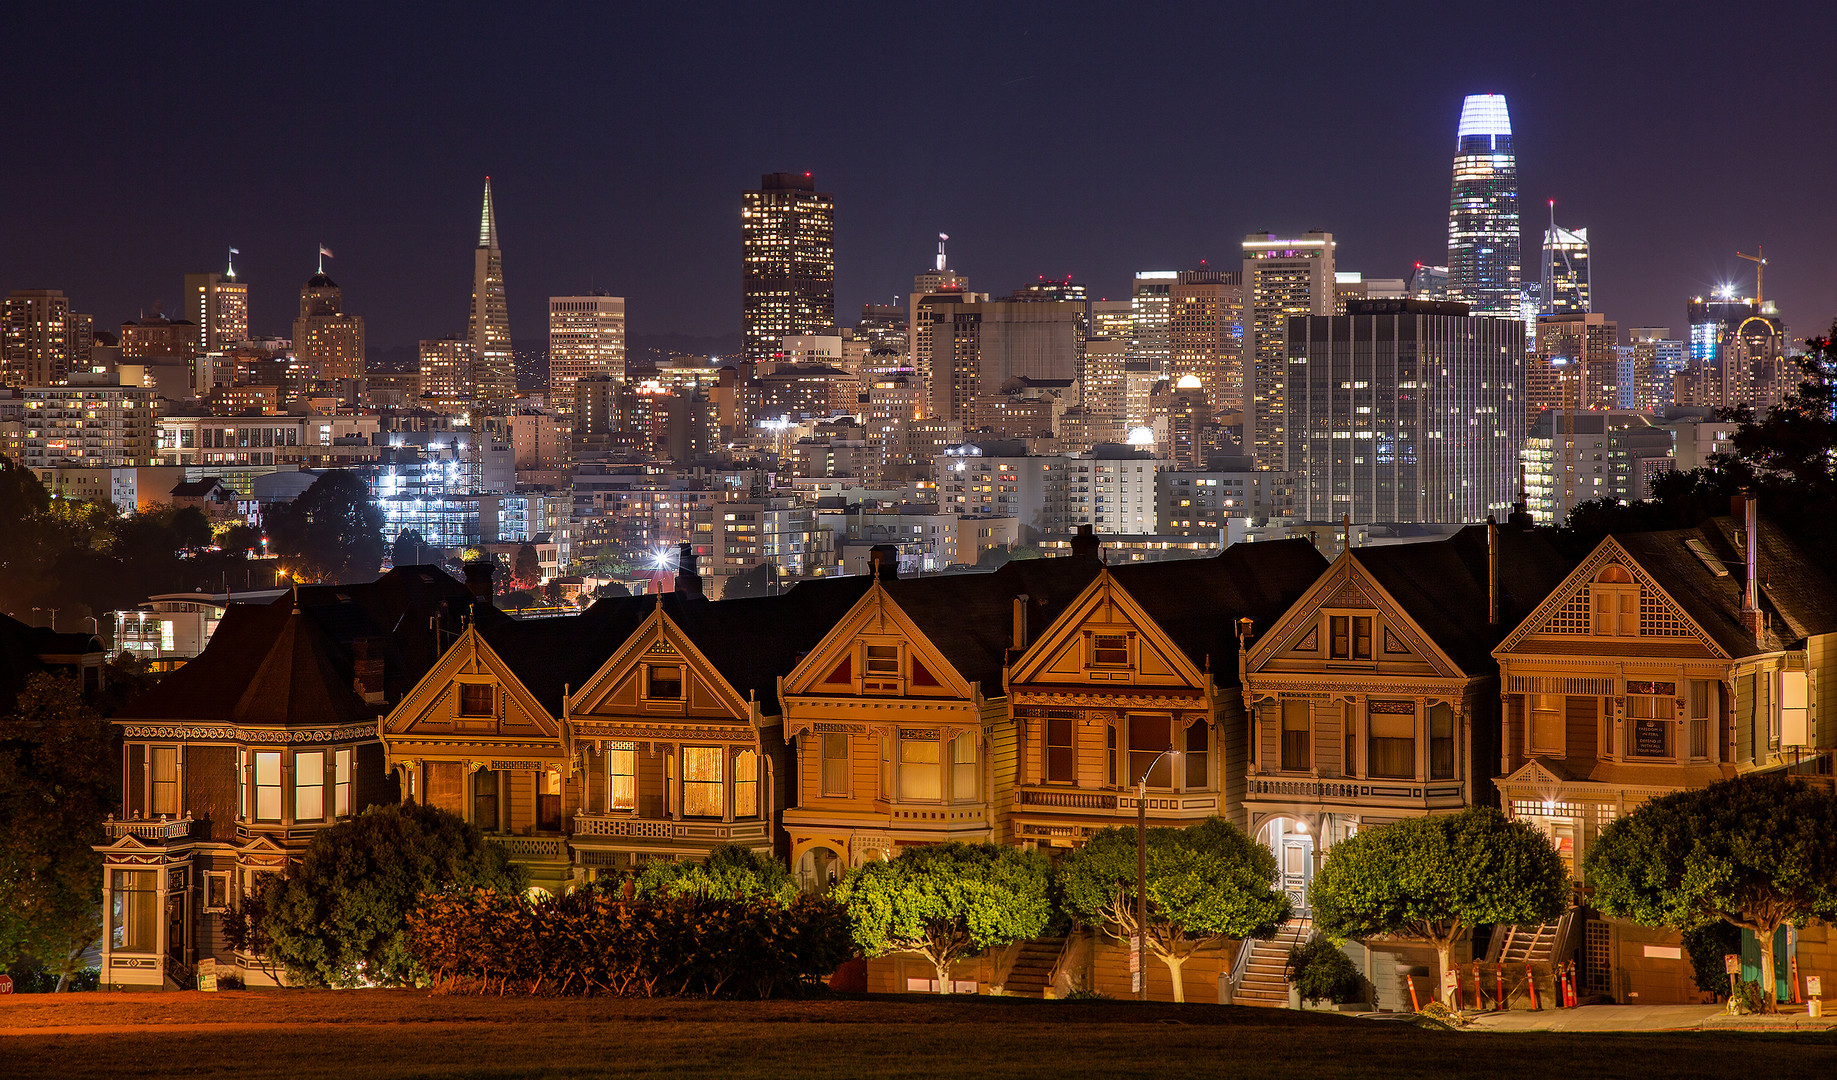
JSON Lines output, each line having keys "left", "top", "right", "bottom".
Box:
{"left": 1465, "top": 1003, "right": 1837, "bottom": 1033}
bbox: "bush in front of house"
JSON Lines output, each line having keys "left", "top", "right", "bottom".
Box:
{"left": 1285, "top": 935, "right": 1363, "bottom": 1004}
{"left": 407, "top": 886, "right": 852, "bottom": 998}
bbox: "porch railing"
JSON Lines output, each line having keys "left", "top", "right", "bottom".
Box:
{"left": 104, "top": 816, "right": 192, "bottom": 841}
{"left": 491, "top": 834, "right": 569, "bottom": 861}
{"left": 570, "top": 814, "right": 771, "bottom": 845}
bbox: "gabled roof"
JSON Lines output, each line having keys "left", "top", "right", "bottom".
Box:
{"left": 1350, "top": 525, "right": 1573, "bottom": 673}
{"left": 668, "top": 576, "right": 875, "bottom": 713}
{"left": 0, "top": 612, "right": 104, "bottom": 707}
{"left": 1616, "top": 516, "right": 1837, "bottom": 656}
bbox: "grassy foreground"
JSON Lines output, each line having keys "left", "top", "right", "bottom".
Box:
{"left": 1, "top": 990, "right": 1831, "bottom": 1079}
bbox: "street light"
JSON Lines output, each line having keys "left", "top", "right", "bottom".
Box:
{"left": 1135, "top": 745, "right": 1180, "bottom": 1001}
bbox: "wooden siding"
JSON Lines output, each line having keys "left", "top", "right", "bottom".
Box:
{"left": 1565, "top": 695, "right": 1599, "bottom": 767}
{"left": 1311, "top": 701, "right": 1343, "bottom": 778}
{"left": 188, "top": 744, "right": 237, "bottom": 836}
{"left": 1217, "top": 698, "right": 1248, "bottom": 829}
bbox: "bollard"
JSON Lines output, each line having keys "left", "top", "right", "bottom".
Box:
{"left": 1407, "top": 974, "right": 1421, "bottom": 1012}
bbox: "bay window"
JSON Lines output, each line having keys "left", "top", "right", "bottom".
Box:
{"left": 110, "top": 869, "right": 158, "bottom": 952}
{"left": 151, "top": 745, "right": 179, "bottom": 816}
{"left": 609, "top": 744, "right": 636, "bottom": 810}
{"left": 735, "top": 750, "right": 759, "bottom": 817}
{"left": 295, "top": 750, "right": 325, "bottom": 821}
{"left": 951, "top": 732, "right": 976, "bottom": 801}
{"left": 254, "top": 751, "right": 282, "bottom": 822}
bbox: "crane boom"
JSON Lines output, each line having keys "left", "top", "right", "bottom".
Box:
{"left": 1737, "top": 246, "right": 1767, "bottom": 304}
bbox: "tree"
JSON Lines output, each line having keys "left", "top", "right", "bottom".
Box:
{"left": 218, "top": 521, "right": 264, "bottom": 556}
{"left": 513, "top": 543, "right": 541, "bottom": 587}
{"left": 265, "top": 470, "right": 385, "bottom": 583}
{"left": 500, "top": 589, "right": 535, "bottom": 612}
{"left": 721, "top": 561, "right": 776, "bottom": 599}
{"left": 391, "top": 528, "right": 430, "bottom": 567}
{"left": 0, "top": 674, "right": 115, "bottom": 989}
{"left": 260, "top": 801, "right": 525, "bottom": 987}
{"left": 1584, "top": 773, "right": 1837, "bottom": 1012}
{"left": 1310, "top": 807, "right": 1568, "bottom": 989}
{"left": 833, "top": 842, "right": 1051, "bottom": 994}
{"left": 1058, "top": 818, "right": 1289, "bottom": 1002}
{"left": 635, "top": 843, "right": 798, "bottom": 904}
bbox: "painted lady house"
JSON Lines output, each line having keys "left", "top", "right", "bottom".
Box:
{"left": 1493, "top": 499, "right": 1837, "bottom": 1005}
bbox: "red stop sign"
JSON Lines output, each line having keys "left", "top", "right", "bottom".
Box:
{"left": 0, "top": 974, "right": 13, "bottom": 994}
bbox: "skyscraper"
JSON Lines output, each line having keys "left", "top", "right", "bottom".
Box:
{"left": 548, "top": 293, "right": 626, "bottom": 422}
{"left": 293, "top": 269, "right": 365, "bottom": 381}
{"left": 907, "top": 233, "right": 970, "bottom": 382}
{"left": 3, "top": 289, "right": 83, "bottom": 385}
{"left": 1446, "top": 94, "right": 1521, "bottom": 315}
{"left": 1128, "top": 271, "right": 1177, "bottom": 372}
{"left": 1286, "top": 299, "right": 1524, "bottom": 522}
{"left": 184, "top": 253, "right": 249, "bottom": 353}
{"left": 1243, "top": 231, "right": 1336, "bottom": 470}
{"left": 470, "top": 178, "right": 514, "bottom": 405}
{"left": 742, "top": 172, "right": 834, "bottom": 364}
{"left": 1541, "top": 204, "right": 1590, "bottom": 316}
{"left": 1166, "top": 268, "right": 1244, "bottom": 415}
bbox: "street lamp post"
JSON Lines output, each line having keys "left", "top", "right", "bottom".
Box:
{"left": 1135, "top": 746, "right": 1179, "bottom": 1002}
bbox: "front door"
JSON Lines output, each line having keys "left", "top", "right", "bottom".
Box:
{"left": 1280, "top": 831, "right": 1314, "bottom": 915}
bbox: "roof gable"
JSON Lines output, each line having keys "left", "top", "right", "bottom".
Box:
{"left": 569, "top": 604, "right": 751, "bottom": 722}
{"left": 782, "top": 582, "right": 976, "bottom": 700}
{"left": 1247, "top": 552, "right": 1464, "bottom": 679}
{"left": 1009, "top": 569, "right": 1205, "bottom": 691}
{"left": 1495, "top": 537, "right": 1725, "bottom": 658}
{"left": 381, "top": 624, "right": 563, "bottom": 748}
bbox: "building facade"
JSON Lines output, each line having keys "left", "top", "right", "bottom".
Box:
{"left": 470, "top": 178, "right": 515, "bottom": 404}
{"left": 547, "top": 294, "right": 625, "bottom": 422}
{"left": 742, "top": 172, "right": 835, "bottom": 364}
{"left": 1244, "top": 233, "right": 1336, "bottom": 471}
{"left": 1446, "top": 94, "right": 1521, "bottom": 315}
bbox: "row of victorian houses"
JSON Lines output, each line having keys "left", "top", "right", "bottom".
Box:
{"left": 95, "top": 501, "right": 1837, "bottom": 1005}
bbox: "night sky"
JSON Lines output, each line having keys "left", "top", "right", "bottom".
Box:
{"left": 5, "top": 3, "right": 1834, "bottom": 351}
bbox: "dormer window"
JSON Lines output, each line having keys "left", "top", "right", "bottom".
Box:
{"left": 646, "top": 665, "right": 683, "bottom": 700}
{"left": 1329, "top": 615, "right": 1372, "bottom": 660}
{"left": 1091, "top": 634, "right": 1130, "bottom": 667}
{"left": 1591, "top": 565, "right": 1639, "bottom": 636}
{"left": 459, "top": 683, "right": 493, "bottom": 716}
{"left": 865, "top": 645, "right": 900, "bottom": 677}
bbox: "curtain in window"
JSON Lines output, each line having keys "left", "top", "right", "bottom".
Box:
{"left": 1184, "top": 721, "right": 1208, "bottom": 788}
{"left": 111, "top": 870, "right": 157, "bottom": 952}
{"left": 255, "top": 751, "right": 283, "bottom": 821}
{"left": 821, "top": 734, "right": 849, "bottom": 796}
{"left": 735, "top": 750, "right": 759, "bottom": 817}
{"left": 950, "top": 733, "right": 976, "bottom": 801}
{"left": 1428, "top": 704, "right": 1454, "bottom": 780}
{"left": 1046, "top": 717, "right": 1075, "bottom": 782}
{"left": 609, "top": 746, "right": 637, "bottom": 810}
{"left": 1128, "top": 715, "right": 1171, "bottom": 788}
{"left": 295, "top": 751, "right": 325, "bottom": 821}
{"left": 900, "top": 738, "right": 942, "bottom": 800}
{"left": 424, "top": 760, "right": 464, "bottom": 816}
{"left": 1368, "top": 707, "right": 1415, "bottom": 779}
{"left": 1281, "top": 700, "right": 1311, "bottom": 771}
{"left": 682, "top": 747, "right": 724, "bottom": 817}
{"left": 151, "top": 746, "right": 178, "bottom": 816}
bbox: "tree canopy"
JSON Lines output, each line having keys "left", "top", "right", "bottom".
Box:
{"left": 513, "top": 543, "right": 541, "bottom": 587}
{"left": 260, "top": 801, "right": 525, "bottom": 987}
{"left": 833, "top": 842, "right": 1051, "bottom": 994}
{"left": 635, "top": 843, "right": 798, "bottom": 904}
{"left": 391, "top": 528, "right": 430, "bottom": 567}
{"left": 0, "top": 674, "right": 115, "bottom": 988}
{"left": 1585, "top": 773, "right": 1837, "bottom": 1012}
{"left": 265, "top": 470, "right": 385, "bottom": 583}
{"left": 1058, "top": 817, "right": 1289, "bottom": 1001}
{"left": 1309, "top": 807, "right": 1569, "bottom": 984}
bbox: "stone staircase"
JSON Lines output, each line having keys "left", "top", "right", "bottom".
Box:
{"left": 1003, "top": 935, "right": 1067, "bottom": 997}
{"left": 1233, "top": 918, "right": 1313, "bottom": 1007}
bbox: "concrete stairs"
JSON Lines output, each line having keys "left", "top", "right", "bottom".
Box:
{"left": 1004, "top": 935, "right": 1067, "bottom": 997}
{"left": 1234, "top": 918, "right": 1313, "bottom": 1007}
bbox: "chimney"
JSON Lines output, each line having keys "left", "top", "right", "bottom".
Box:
{"left": 1011, "top": 594, "right": 1030, "bottom": 652}
{"left": 675, "top": 541, "right": 703, "bottom": 599}
{"left": 1739, "top": 493, "right": 1762, "bottom": 644}
{"left": 1486, "top": 515, "right": 1501, "bottom": 627}
{"left": 462, "top": 559, "right": 496, "bottom": 605}
{"left": 870, "top": 544, "right": 899, "bottom": 582}
{"left": 1070, "top": 523, "right": 1100, "bottom": 560}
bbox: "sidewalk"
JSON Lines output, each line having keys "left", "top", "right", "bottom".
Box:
{"left": 1465, "top": 1003, "right": 1837, "bottom": 1033}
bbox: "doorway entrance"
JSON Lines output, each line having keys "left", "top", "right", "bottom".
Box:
{"left": 1258, "top": 817, "right": 1315, "bottom": 915}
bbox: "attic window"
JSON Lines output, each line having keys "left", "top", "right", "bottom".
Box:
{"left": 865, "top": 645, "right": 900, "bottom": 677}
{"left": 1684, "top": 539, "right": 1731, "bottom": 577}
{"left": 647, "top": 665, "right": 683, "bottom": 701}
{"left": 1091, "top": 634, "right": 1129, "bottom": 667}
{"left": 459, "top": 683, "right": 493, "bottom": 716}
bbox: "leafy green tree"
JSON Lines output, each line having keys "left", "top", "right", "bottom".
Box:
{"left": 1287, "top": 935, "right": 1364, "bottom": 1004}
{"left": 1058, "top": 817, "right": 1289, "bottom": 1002}
{"left": 721, "top": 561, "right": 776, "bottom": 599}
{"left": 833, "top": 842, "right": 1051, "bottom": 994}
{"left": 1585, "top": 773, "right": 1837, "bottom": 1012}
{"left": 636, "top": 844, "right": 798, "bottom": 904}
{"left": 265, "top": 470, "right": 385, "bottom": 583}
{"left": 0, "top": 674, "right": 115, "bottom": 989}
{"left": 218, "top": 521, "right": 264, "bottom": 556}
{"left": 260, "top": 801, "right": 525, "bottom": 987}
{"left": 500, "top": 589, "right": 535, "bottom": 612}
{"left": 1310, "top": 807, "right": 1568, "bottom": 985}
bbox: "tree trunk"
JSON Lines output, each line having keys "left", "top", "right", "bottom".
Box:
{"left": 934, "top": 955, "right": 953, "bottom": 995}
{"left": 1156, "top": 952, "right": 1188, "bottom": 1003}
{"left": 1755, "top": 922, "right": 1778, "bottom": 1014}
{"left": 1436, "top": 943, "right": 1453, "bottom": 1004}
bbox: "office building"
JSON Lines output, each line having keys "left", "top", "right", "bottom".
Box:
{"left": 1541, "top": 207, "right": 1590, "bottom": 315}
{"left": 1157, "top": 468, "right": 1268, "bottom": 536}
{"left": 907, "top": 234, "right": 969, "bottom": 378}
{"left": 3, "top": 289, "right": 87, "bottom": 385}
{"left": 1409, "top": 264, "right": 1449, "bottom": 300}
{"left": 184, "top": 261, "right": 250, "bottom": 353}
{"left": 1285, "top": 299, "right": 1524, "bottom": 523}
{"left": 1243, "top": 232, "right": 1336, "bottom": 470}
{"left": 1533, "top": 312, "right": 1619, "bottom": 414}
{"left": 1446, "top": 94, "right": 1521, "bottom": 315}
{"left": 742, "top": 172, "right": 835, "bottom": 363}
{"left": 1129, "top": 271, "right": 1176, "bottom": 371}
{"left": 1627, "top": 328, "right": 1686, "bottom": 412}
{"left": 922, "top": 296, "right": 1083, "bottom": 424}
{"left": 293, "top": 270, "right": 365, "bottom": 381}
{"left": 21, "top": 376, "right": 159, "bottom": 468}
{"left": 1167, "top": 268, "right": 1244, "bottom": 414}
{"left": 1686, "top": 293, "right": 1779, "bottom": 366}
{"left": 470, "top": 178, "right": 514, "bottom": 404}
{"left": 419, "top": 337, "right": 478, "bottom": 413}
{"left": 548, "top": 294, "right": 625, "bottom": 422}
{"left": 1521, "top": 409, "right": 1675, "bottom": 526}
{"left": 119, "top": 314, "right": 195, "bottom": 361}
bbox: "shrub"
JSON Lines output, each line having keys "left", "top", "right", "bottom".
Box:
{"left": 635, "top": 844, "right": 798, "bottom": 904}
{"left": 1681, "top": 922, "right": 1743, "bottom": 998}
{"left": 1285, "top": 936, "right": 1362, "bottom": 1004}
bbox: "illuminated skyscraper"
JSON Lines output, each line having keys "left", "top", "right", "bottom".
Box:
{"left": 2, "top": 289, "right": 84, "bottom": 385}
{"left": 470, "top": 178, "right": 514, "bottom": 405}
{"left": 293, "top": 269, "right": 365, "bottom": 380}
{"left": 1129, "top": 271, "right": 1176, "bottom": 372}
{"left": 1166, "top": 268, "right": 1244, "bottom": 415}
{"left": 184, "top": 251, "right": 249, "bottom": 353}
{"left": 1446, "top": 94, "right": 1520, "bottom": 315}
{"left": 742, "top": 172, "right": 834, "bottom": 364}
{"left": 907, "top": 233, "right": 970, "bottom": 382}
{"left": 548, "top": 293, "right": 626, "bottom": 422}
{"left": 1243, "top": 231, "right": 1335, "bottom": 470}
{"left": 1541, "top": 204, "right": 1590, "bottom": 315}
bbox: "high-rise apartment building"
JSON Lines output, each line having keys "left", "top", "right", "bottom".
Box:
{"left": 1627, "top": 328, "right": 1686, "bottom": 412}
{"left": 1091, "top": 299, "right": 1132, "bottom": 343}
{"left": 3, "top": 290, "right": 87, "bottom": 385}
{"left": 184, "top": 260, "right": 250, "bottom": 353}
{"left": 742, "top": 172, "right": 834, "bottom": 364}
{"left": 1534, "top": 312, "right": 1619, "bottom": 413}
{"left": 907, "top": 234, "right": 969, "bottom": 380}
{"left": 1166, "top": 268, "right": 1243, "bottom": 415}
{"left": 118, "top": 314, "right": 195, "bottom": 361}
{"left": 293, "top": 270, "right": 365, "bottom": 381}
{"left": 1446, "top": 94, "right": 1521, "bottom": 315}
{"left": 1285, "top": 299, "right": 1524, "bottom": 523}
{"left": 1243, "top": 232, "right": 1336, "bottom": 470}
{"left": 547, "top": 294, "right": 626, "bottom": 422}
{"left": 470, "top": 178, "right": 514, "bottom": 405}
{"left": 1541, "top": 207, "right": 1589, "bottom": 316}
{"left": 1686, "top": 294, "right": 1777, "bottom": 366}
{"left": 1129, "top": 271, "right": 1176, "bottom": 372}
{"left": 419, "top": 337, "right": 477, "bottom": 413}
{"left": 1521, "top": 409, "right": 1675, "bottom": 526}
{"left": 21, "top": 376, "right": 159, "bottom": 468}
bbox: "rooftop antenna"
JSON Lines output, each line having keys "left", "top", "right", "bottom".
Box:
{"left": 936, "top": 233, "right": 949, "bottom": 273}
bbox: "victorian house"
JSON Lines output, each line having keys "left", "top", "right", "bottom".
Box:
{"left": 95, "top": 566, "right": 477, "bottom": 987}
{"left": 1239, "top": 523, "right": 1571, "bottom": 1008}
{"left": 1492, "top": 502, "right": 1837, "bottom": 1004}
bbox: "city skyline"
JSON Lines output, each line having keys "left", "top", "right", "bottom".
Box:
{"left": 2, "top": 7, "right": 1833, "bottom": 351}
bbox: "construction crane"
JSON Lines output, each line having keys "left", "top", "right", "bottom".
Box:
{"left": 1737, "top": 245, "right": 1767, "bottom": 304}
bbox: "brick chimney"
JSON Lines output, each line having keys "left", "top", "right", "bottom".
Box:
{"left": 675, "top": 541, "right": 703, "bottom": 599}
{"left": 1011, "top": 594, "right": 1030, "bottom": 652}
{"left": 1070, "top": 523, "right": 1100, "bottom": 561}
{"left": 462, "top": 559, "right": 496, "bottom": 605}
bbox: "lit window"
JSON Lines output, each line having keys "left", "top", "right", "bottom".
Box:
{"left": 821, "top": 733, "right": 849, "bottom": 797}
{"left": 682, "top": 747, "right": 724, "bottom": 817}
{"left": 295, "top": 751, "right": 324, "bottom": 821}
{"left": 150, "top": 746, "right": 179, "bottom": 816}
{"left": 254, "top": 751, "right": 282, "bottom": 822}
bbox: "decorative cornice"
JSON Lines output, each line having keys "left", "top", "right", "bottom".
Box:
{"left": 569, "top": 720, "right": 758, "bottom": 744}
{"left": 119, "top": 721, "right": 379, "bottom": 744}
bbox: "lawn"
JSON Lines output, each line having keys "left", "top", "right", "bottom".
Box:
{"left": 0, "top": 991, "right": 1830, "bottom": 1079}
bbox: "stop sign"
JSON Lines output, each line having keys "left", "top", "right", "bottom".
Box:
{"left": 0, "top": 974, "right": 13, "bottom": 994}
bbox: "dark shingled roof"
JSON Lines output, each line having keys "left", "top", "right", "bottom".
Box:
{"left": 1615, "top": 516, "right": 1837, "bottom": 656}
{"left": 0, "top": 613, "right": 105, "bottom": 708}
{"left": 1354, "top": 525, "right": 1575, "bottom": 673}
{"left": 668, "top": 575, "right": 876, "bottom": 713}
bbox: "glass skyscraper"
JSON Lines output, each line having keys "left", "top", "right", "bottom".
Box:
{"left": 1446, "top": 94, "right": 1520, "bottom": 315}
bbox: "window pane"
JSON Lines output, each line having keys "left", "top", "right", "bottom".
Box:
{"left": 151, "top": 746, "right": 178, "bottom": 816}
{"left": 425, "top": 761, "right": 464, "bottom": 815}
{"left": 1530, "top": 694, "right": 1563, "bottom": 754}
{"left": 648, "top": 666, "right": 682, "bottom": 700}
{"left": 1330, "top": 616, "right": 1349, "bottom": 658}
{"left": 1129, "top": 715, "right": 1171, "bottom": 787}
{"left": 1046, "top": 718, "right": 1074, "bottom": 782}
{"left": 255, "top": 751, "right": 282, "bottom": 821}
{"left": 1281, "top": 700, "right": 1311, "bottom": 771}
{"left": 609, "top": 747, "right": 637, "bottom": 810}
{"left": 111, "top": 870, "right": 158, "bottom": 952}
{"left": 1428, "top": 704, "right": 1454, "bottom": 780}
{"left": 460, "top": 683, "right": 493, "bottom": 716}
{"left": 1368, "top": 737, "right": 1414, "bottom": 778}
{"left": 472, "top": 768, "right": 499, "bottom": 829}
{"left": 1184, "top": 721, "right": 1208, "bottom": 787}
{"left": 900, "top": 738, "right": 941, "bottom": 800}
{"left": 1093, "top": 634, "right": 1128, "bottom": 666}
{"left": 735, "top": 750, "right": 758, "bottom": 817}
{"left": 1353, "top": 616, "right": 1373, "bottom": 659}
{"left": 950, "top": 732, "right": 976, "bottom": 801}
{"left": 821, "top": 733, "right": 849, "bottom": 797}
{"left": 682, "top": 747, "right": 724, "bottom": 817}
{"left": 295, "top": 751, "right": 324, "bottom": 821}
{"left": 334, "top": 748, "right": 352, "bottom": 816}
{"left": 866, "top": 645, "right": 899, "bottom": 675}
